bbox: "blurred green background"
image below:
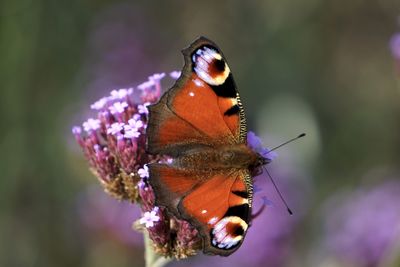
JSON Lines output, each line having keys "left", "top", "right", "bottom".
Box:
{"left": 1, "top": 1, "right": 400, "bottom": 267}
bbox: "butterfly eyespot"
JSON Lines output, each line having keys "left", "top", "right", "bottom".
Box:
{"left": 210, "top": 216, "right": 248, "bottom": 250}
{"left": 192, "top": 46, "right": 230, "bottom": 86}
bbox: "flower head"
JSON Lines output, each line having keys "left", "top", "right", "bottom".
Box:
{"left": 73, "top": 72, "right": 202, "bottom": 258}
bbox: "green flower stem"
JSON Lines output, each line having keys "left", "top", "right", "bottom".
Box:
{"left": 144, "top": 232, "right": 172, "bottom": 267}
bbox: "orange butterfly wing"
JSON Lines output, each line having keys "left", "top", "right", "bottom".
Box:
{"left": 147, "top": 37, "right": 246, "bottom": 156}
{"left": 146, "top": 37, "right": 253, "bottom": 256}
{"left": 149, "top": 164, "right": 252, "bottom": 255}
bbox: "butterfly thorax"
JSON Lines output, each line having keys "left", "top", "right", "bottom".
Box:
{"left": 174, "top": 144, "right": 262, "bottom": 171}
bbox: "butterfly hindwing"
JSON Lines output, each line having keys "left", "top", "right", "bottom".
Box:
{"left": 148, "top": 163, "right": 252, "bottom": 255}
{"left": 179, "top": 170, "right": 252, "bottom": 255}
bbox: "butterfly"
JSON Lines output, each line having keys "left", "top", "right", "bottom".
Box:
{"left": 146, "top": 36, "right": 270, "bottom": 256}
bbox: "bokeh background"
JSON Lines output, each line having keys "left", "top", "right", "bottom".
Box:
{"left": 1, "top": 1, "right": 400, "bottom": 267}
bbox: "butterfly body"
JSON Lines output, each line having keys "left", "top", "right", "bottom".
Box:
{"left": 174, "top": 144, "right": 262, "bottom": 171}
{"left": 146, "top": 36, "right": 269, "bottom": 256}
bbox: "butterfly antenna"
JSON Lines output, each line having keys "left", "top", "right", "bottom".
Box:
{"left": 265, "top": 133, "right": 306, "bottom": 154}
{"left": 262, "top": 166, "right": 293, "bottom": 215}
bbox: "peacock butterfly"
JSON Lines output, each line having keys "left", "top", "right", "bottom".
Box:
{"left": 146, "top": 36, "right": 271, "bottom": 256}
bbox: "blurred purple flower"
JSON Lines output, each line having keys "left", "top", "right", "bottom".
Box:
{"left": 390, "top": 33, "right": 400, "bottom": 61}
{"left": 149, "top": 72, "right": 166, "bottom": 82}
{"left": 137, "top": 80, "right": 155, "bottom": 91}
{"left": 169, "top": 71, "right": 181, "bottom": 79}
{"left": 110, "top": 88, "right": 132, "bottom": 100}
{"left": 91, "top": 97, "right": 109, "bottom": 110}
{"left": 109, "top": 101, "right": 128, "bottom": 114}
{"left": 247, "top": 131, "right": 278, "bottom": 161}
{"left": 78, "top": 186, "right": 143, "bottom": 247}
{"left": 72, "top": 126, "right": 82, "bottom": 135}
{"left": 82, "top": 118, "right": 101, "bottom": 132}
{"left": 107, "top": 122, "right": 124, "bottom": 135}
{"left": 322, "top": 179, "right": 400, "bottom": 267}
{"left": 138, "top": 102, "right": 150, "bottom": 114}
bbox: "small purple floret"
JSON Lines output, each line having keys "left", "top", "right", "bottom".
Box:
{"left": 72, "top": 126, "right": 82, "bottom": 135}
{"left": 109, "top": 101, "right": 128, "bottom": 114}
{"left": 140, "top": 208, "right": 160, "bottom": 228}
{"left": 107, "top": 122, "right": 124, "bottom": 135}
{"left": 138, "top": 165, "right": 149, "bottom": 179}
{"left": 169, "top": 71, "right": 181, "bottom": 79}
{"left": 138, "top": 102, "right": 150, "bottom": 114}
{"left": 82, "top": 118, "right": 101, "bottom": 132}
{"left": 90, "top": 97, "right": 108, "bottom": 110}
{"left": 137, "top": 80, "right": 155, "bottom": 91}
{"left": 149, "top": 72, "right": 166, "bottom": 81}
{"left": 110, "top": 88, "right": 132, "bottom": 100}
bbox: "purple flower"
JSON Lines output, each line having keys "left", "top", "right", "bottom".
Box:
{"left": 169, "top": 71, "right": 181, "bottom": 79}
{"left": 137, "top": 80, "right": 155, "bottom": 91}
{"left": 138, "top": 102, "right": 150, "bottom": 114}
{"left": 322, "top": 179, "right": 400, "bottom": 267}
{"left": 72, "top": 126, "right": 82, "bottom": 135}
{"left": 123, "top": 118, "right": 143, "bottom": 138}
{"left": 127, "top": 117, "right": 144, "bottom": 129}
{"left": 110, "top": 88, "right": 132, "bottom": 100}
{"left": 90, "top": 97, "right": 109, "bottom": 110}
{"left": 149, "top": 72, "right": 166, "bottom": 81}
{"left": 138, "top": 164, "right": 149, "bottom": 178}
{"left": 390, "top": 33, "right": 400, "bottom": 60}
{"left": 77, "top": 186, "right": 143, "bottom": 247}
{"left": 140, "top": 207, "right": 160, "bottom": 228}
{"left": 123, "top": 126, "right": 140, "bottom": 138}
{"left": 107, "top": 122, "right": 124, "bottom": 135}
{"left": 82, "top": 118, "right": 101, "bottom": 132}
{"left": 247, "top": 131, "right": 277, "bottom": 161}
{"left": 109, "top": 101, "right": 128, "bottom": 114}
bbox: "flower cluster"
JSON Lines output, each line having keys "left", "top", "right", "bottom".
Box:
{"left": 73, "top": 71, "right": 200, "bottom": 258}
{"left": 322, "top": 179, "right": 400, "bottom": 267}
